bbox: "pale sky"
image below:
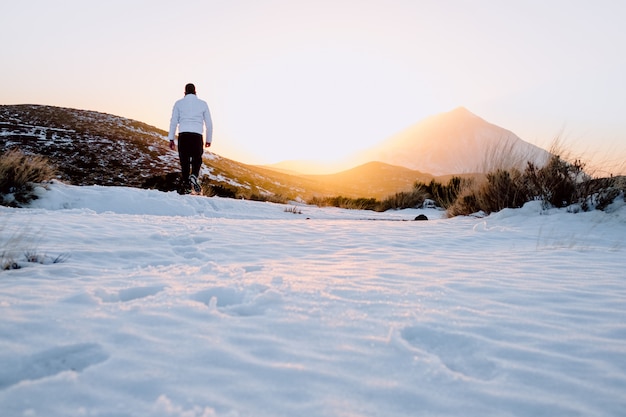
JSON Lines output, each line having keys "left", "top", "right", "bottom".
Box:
{"left": 2, "top": 0, "right": 625, "bottom": 174}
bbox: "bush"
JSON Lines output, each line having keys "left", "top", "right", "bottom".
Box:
{"left": 207, "top": 183, "right": 238, "bottom": 199}
{"left": 308, "top": 189, "right": 430, "bottom": 212}
{"left": 377, "top": 188, "right": 428, "bottom": 212}
{"left": 414, "top": 176, "right": 469, "bottom": 209}
{"left": 524, "top": 155, "right": 587, "bottom": 209}
{"left": 578, "top": 176, "right": 623, "bottom": 211}
{"left": 0, "top": 149, "right": 56, "bottom": 206}
{"left": 446, "top": 187, "right": 481, "bottom": 217}
{"left": 142, "top": 172, "right": 180, "bottom": 192}
{"left": 482, "top": 169, "right": 529, "bottom": 212}
{"left": 445, "top": 152, "right": 623, "bottom": 217}
{"left": 446, "top": 169, "right": 528, "bottom": 216}
{"left": 309, "top": 196, "right": 379, "bottom": 211}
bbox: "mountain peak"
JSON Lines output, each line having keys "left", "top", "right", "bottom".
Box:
{"left": 449, "top": 106, "right": 472, "bottom": 115}
{"left": 438, "top": 106, "right": 482, "bottom": 122}
{"left": 350, "top": 107, "right": 549, "bottom": 175}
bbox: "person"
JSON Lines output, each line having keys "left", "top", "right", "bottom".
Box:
{"left": 168, "top": 83, "right": 213, "bottom": 194}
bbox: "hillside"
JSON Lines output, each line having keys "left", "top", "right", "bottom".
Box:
{"left": 0, "top": 104, "right": 176, "bottom": 188}
{"left": 0, "top": 105, "right": 422, "bottom": 201}
{"left": 300, "top": 161, "right": 434, "bottom": 199}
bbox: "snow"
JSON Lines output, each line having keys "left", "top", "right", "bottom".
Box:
{"left": 1, "top": 182, "right": 625, "bottom": 417}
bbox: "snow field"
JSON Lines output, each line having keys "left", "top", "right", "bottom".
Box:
{"left": 0, "top": 183, "right": 625, "bottom": 416}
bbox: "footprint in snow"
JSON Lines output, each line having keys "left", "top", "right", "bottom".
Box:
{"left": 401, "top": 325, "right": 498, "bottom": 381}
{"left": 95, "top": 285, "right": 166, "bottom": 303}
{"left": 192, "top": 285, "right": 281, "bottom": 316}
{"left": 0, "top": 343, "right": 108, "bottom": 390}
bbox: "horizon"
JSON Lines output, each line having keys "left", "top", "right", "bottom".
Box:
{"left": 1, "top": 1, "right": 625, "bottom": 172}
{"left": 3, "top": 102, "right": 625, "bottom": 177}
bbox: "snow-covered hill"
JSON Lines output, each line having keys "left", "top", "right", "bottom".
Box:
{"left": 0, "top": 104, "right": 179, "bottom": 188}
{"left": 1, "top": 183, "right": 625, "bottom": 416}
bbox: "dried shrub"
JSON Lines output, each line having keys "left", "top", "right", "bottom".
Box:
{"left": 481, "top": 169, "right": 529, "bottom": 212}
{"left": 446, "top": 152, "right": 623, "bottom": 217}
{"left": 377, "top": 188, "right": 427, "bottom": 212}
{"left": 0, "top": 221, "right": 69, "bottom": 271}
{"left": 308, "top": 195, "right": 379, "bottom": 211}
{"left": 414, "top": 176, "right": 470, "bottom": 209}
{"left": 524, "top": 155, "right": 587, "bottom": 209}
{"left": 0, "top": 149, "right": 56, "bottom": 206}
{"left": 578, "top": 176, "right": 622, "bottom": 211}
{"left": 446, "top": 185, "right": 482, "bottom": 217}
{"left": 445, "top": 170, "right": 523, "bottom": 216}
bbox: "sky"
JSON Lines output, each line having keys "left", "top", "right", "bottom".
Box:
{"left": 1, "top": 0, "right": 625, "bottom": 172}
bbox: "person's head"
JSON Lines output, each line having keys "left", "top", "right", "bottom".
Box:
{"left": 184, "top": 83, "right": 196, "bottom": 95}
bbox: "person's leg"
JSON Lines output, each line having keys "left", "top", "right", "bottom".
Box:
{"left": 178, "top": 133, "right": 192, "bottom": 186}
{"left": 190, "top": 133, "right": 204, "bottom": 178}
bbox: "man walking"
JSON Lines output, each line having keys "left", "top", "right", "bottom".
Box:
{"left": 168, "top": 83, "right": 213, "bottom": 194}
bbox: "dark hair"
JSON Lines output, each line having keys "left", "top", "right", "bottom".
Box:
{"left": 184, "top": 83, "right": 196, "bottom": 95}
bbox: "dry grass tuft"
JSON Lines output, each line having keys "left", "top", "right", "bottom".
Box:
{"left": 0, "top": 149, "right": 56, "bottom": 206}
{"left": 0, "top": 221, "right": 70, "bottom": 271}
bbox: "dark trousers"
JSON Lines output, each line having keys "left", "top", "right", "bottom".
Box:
{"left": 177, "top": 132, "right": 204, "bottom": 184}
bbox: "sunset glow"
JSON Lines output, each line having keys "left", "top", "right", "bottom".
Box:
{"left": 1, "top": 1, "right": 625, "bottom": 173}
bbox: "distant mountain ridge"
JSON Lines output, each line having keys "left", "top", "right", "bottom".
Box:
{"left": 301, "top": 161, "right": 436, "bottom": 199}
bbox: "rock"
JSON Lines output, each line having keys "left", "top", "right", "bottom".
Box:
{"left": 414, "top": 214, "right": 428, "bottom": 221}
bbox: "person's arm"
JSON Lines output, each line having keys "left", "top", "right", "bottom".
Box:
{"left": 168, "top": 103, "right": 179, "bottom": 150}
{"left": 203, "top": 104, "right": 213, "bottom": 147}
{"left": 168, "top": 103, "right": 179, "bottom": 141}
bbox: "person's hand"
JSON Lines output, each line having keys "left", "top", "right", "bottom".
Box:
{"left": 169, "top": 140, "right": 176, "bottom": 150}
{"left": 205, "top": 142, "right": 211, "bottom": 148}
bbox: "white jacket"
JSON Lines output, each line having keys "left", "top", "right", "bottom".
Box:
{"left": 168, "top": 94, "right": 213, "bottom": 143}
